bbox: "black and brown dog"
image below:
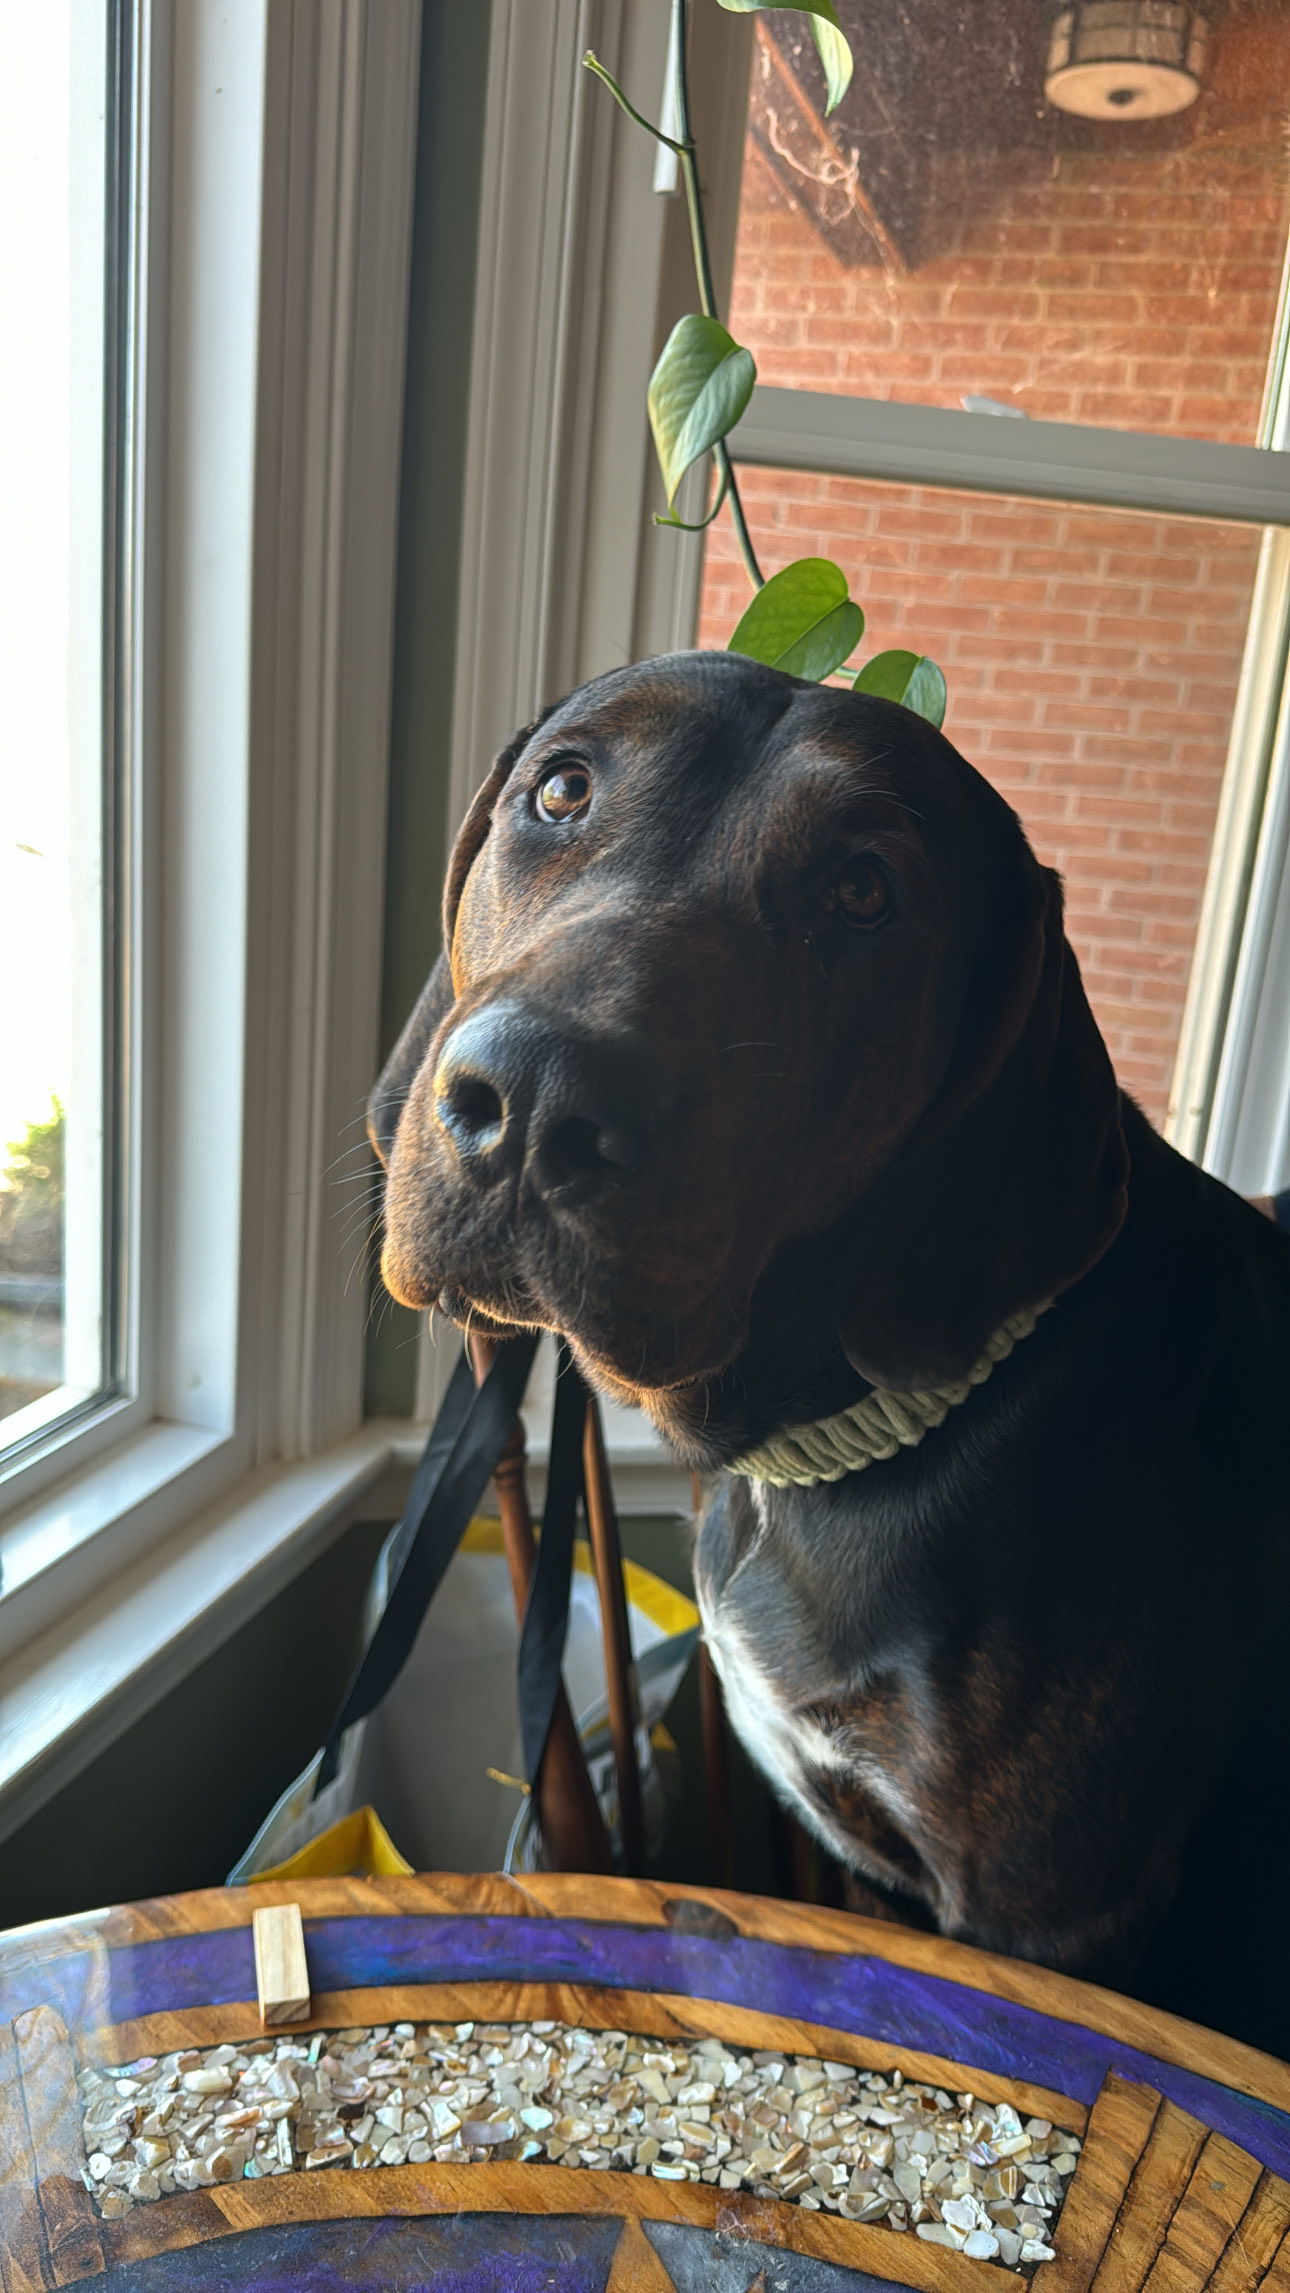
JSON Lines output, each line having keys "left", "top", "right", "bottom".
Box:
{"left": 371, "top": 651, "right": 1290, "bottom": 2048}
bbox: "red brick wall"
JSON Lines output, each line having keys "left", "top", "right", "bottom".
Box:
{"left": 697, "top": 12, "right": 1290, "bottom": 1121}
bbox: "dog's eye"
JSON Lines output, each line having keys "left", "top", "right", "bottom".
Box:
{"left": 832, "top": 859, "right": 891, "bottom": 929}
{"left": 535, "top": 764, "right": 593, "bottom": 822}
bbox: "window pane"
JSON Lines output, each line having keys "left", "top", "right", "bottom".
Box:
{"left": 730, "top": 0, "right": 1290, "bottom": 443}
{"left": 700, "top": 477, "right": 1260, "bottom": 1123}
{"left": 0, "top": 7, "right": 112, "bottom": 1450}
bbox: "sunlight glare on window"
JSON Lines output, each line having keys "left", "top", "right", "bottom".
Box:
{"left": 0, "top": 6, "right": 111, "bottom": 1451}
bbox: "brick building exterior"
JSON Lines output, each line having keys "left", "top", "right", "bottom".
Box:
{"left": 697, "top": 8, "right": 1290, "bottom": 1122}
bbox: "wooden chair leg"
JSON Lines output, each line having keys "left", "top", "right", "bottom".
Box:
{"left": 583, "top": 1396, "right": 646, "bottom": 1876}
{"left": 470, "top": 1336, "right": 612, "bottom": 1875}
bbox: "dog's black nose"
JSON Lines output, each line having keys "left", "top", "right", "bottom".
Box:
{"left": 433, "top": 1003, "right": 647, "bottom": 1202}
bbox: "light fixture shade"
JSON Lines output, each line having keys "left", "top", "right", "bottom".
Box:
{"left": 1046, "top": 2, "right": 1210, "bottom": 118}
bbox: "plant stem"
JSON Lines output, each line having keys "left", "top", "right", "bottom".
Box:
{"left": 582, "top": 53, "right": 683, "bottom": 154}
{"left": 670, "top": 0, "right": 764, "bottom": 590}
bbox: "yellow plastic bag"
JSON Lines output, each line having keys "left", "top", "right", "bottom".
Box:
{"left": 248, "top": 1804, "right": 412, "bottom": 1882}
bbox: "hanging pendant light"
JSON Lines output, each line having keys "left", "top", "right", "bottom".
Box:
{"left": 1045, "top": 2, "right": 1211, "bottom": 119}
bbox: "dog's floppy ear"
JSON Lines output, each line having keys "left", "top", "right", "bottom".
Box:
{"left": 442, "top": 705, "right": 557, "bottom": 960}
{"left": 838, "top": 857, "right": 1129, "bottom": 1389}
{"left": 368, "top": 953, "right": 455, "bottom": 1166}
{"left": 369, "top": 707, "right": 556, "bottom": 1165}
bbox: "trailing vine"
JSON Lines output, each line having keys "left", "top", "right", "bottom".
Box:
{"left": 585, "top": 0, "right": 947, "bottom": 727}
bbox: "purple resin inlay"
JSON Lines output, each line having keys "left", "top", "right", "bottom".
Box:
{"left": 5, "top": 1913, "right": 1288, "bottom": 2176}
{"left": 86, "top": 2212, "right": 622, "bottom": 2292}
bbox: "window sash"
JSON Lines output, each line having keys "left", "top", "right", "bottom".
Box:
{"left": 0, "top": 3, "right": 118, "bottom": 1476}
{"left": 0, "top": 0, "right": 420, "bottom": 1590}
{"left": 730, "top": 386, "right": 1290, "bottom": 531}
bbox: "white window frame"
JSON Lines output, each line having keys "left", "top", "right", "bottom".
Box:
{"left": 0, "top": 0, "right": 423, "bottom": 1837}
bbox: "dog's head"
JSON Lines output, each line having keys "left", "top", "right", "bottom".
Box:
{"left": 372, "top": 652, "right": 1126, "bottom": 1451}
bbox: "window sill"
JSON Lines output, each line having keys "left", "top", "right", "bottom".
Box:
{"left": 0, "top": 1420, "right": 421, "bottom": 1846}
{"left": 0, "top": 1419, "right": 233, "bottom": 1663}
{"left": 0, "top": 1411, "right": 688, "bottom": 1846}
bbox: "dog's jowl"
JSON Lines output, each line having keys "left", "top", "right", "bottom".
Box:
{"left": 372, "top": 651, "right": 1290, "bottom": 2049}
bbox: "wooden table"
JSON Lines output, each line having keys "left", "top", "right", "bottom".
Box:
{"left": 2, "top": 1873, "right": 1289, "bottom": 2291}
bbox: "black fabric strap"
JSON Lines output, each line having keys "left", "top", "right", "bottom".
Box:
{"left": 516, "top": 1341, "right": 589, "bottom": 1790}
{"left": 315, "top": 1332, "right": 539, "bottom": 1791}
{"left": 381, "top": 1346, "right": 477, "bottom": 1580}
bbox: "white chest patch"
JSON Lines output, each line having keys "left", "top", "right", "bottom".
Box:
{"left": 696, "top": 1578, "right": 926, "bottom": 1889}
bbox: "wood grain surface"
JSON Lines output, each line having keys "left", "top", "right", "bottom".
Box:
{"left": 605, "top": 2215, "right": 678, "bottom": 2292}
{"left": 1089, "top": 2097, "right": 1212, "bottom": 2293}
{"left": 0, "top": 2015, "right": 50, "bottom": 2293}
{"left": 4, "top": 1873, "right": 1290, "bottom": 2291}
{"left": 1206, "top": 2175, "right": 1290, "bottom": 2293}
{"left": 1044, "top": 2072, "right": 1164, "bottom": 2293}
{"left": 1139, "top": 2131, "right": 1266, "bottom": 2293}
{"left": 11, "top": 2009, "right": 104, "bottom": 2287}
{"left": 20, "top": 1873, "right": 1284, "bottom": 2121}
{"left": 97, "top": 2156, "right": 1025, "bottom": 2293}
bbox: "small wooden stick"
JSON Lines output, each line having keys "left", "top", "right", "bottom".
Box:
{"left": 252, "top": 1903, "right": 311, "bottom": 2026}
{"left": 470, "top": 1336, "right": 613, "bottom": 1875}
{"left": 583, "top": 1394, "right": 646, "bottom": 1876}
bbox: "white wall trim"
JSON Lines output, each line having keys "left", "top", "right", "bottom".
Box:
{"left": 245, "top": 0, "right": 421, "bottom": 1464}
{"left": 1169, "top": 247, "right": 1290, "bottom": 1174}
{"left": 1166, "top": 531, "right": 1290, "bottom": 1161}
{"left": 448, "top": 0, "right": 632, "bottom": 833}
{"left": 446, "top": 0, "right": 753, "bottom": 832}
{"left": 1197, "top": 678, "right": 1290, "bottom": 1192}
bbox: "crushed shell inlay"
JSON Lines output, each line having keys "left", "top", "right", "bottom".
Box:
{"left": 80, "top": 2020, "right": 1080, "bottom": 2264}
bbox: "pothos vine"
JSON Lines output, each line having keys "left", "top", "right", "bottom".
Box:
{"left": 585, "top": 0, "right": 948, "bottom": 728}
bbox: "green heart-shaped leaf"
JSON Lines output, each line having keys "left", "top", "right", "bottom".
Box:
{"left": 714, "top": 1, "right": 853, "bottom": 115}
{"left": 809, "top": 17, "right": 854, "bottom": 111}
{"left": 648, "top": 315, "right": 756, "bottom": 507}
{"left": 852, "top": 649, "right": 948, "bottom": 729}
{"left": 729, "top": 557, "right": 864, "bottom": 681}
{"left": 716, "top": 0, "right": 842, "bottom": 22}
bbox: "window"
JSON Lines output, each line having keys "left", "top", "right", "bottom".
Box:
{"left": 0, "top": 1, "right": 423, "bottom": 1828}
{"left": 704, "top": 0, "right": 1290, "bottom": 1176}
{"left": 0, "top": 5, "right": 115, "bottom": 1463}
{"left": 702, "top": 478, "right": 1262, "bottom": 1126}
{"left": 734, "top": 4, "right": 1290, "bottom": 445}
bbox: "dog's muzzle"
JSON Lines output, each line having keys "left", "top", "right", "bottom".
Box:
{"left": 432, "top": 1000, "right": 657, "bottom": 1210}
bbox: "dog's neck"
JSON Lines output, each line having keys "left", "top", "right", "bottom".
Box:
{"left": 728, "top": 1299, "right": 1047, "bottom": 1485}
{"left": 632, "top": 1224, "right": 874, "bottom": 1470}
{"left": 632, "top": 1089, "right": 1145, "bottom": 1473}
{"left": 631, "top": 1150, "right": 1133, "bottom": 1473}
